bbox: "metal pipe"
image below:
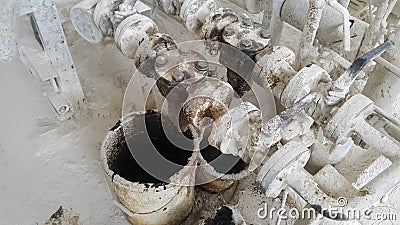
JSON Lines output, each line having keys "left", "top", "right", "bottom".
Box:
{"left": 248, "top": 93, "right": 317, "bottom": 170}
{"left": 359, "top": 0, "right": 391, "bottom": 55}
{"left": 375, "top": 56, "right": 400, "bottom": 78}
{"left": 270, "top": 0, "right": 286, "bottom": 46}
{"left": 382, "top": 0, "right": 398, "bottom": 28}
{"left": 329, "top": 0, "right": 351, "bottom": 51}
{"left": 262, "top": 0, "right": 273, "bottom": 28}
{"left": 295, "top": 0, "right": 326, "bottom": 69}
{"left": 281, "top": 0, "right": 368, "bottom": 60}
{"left": 327, "top": 42, "right": 391, "bottom": 105}
{"left": 260, "top": 141, "right": 400, "bottom": 220}
{"left": 359, "top": 161, "right": 400, "bottom": 205}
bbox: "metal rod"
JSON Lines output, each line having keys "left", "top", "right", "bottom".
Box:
{"left": 329, "top": 0, "right": 351, "bottom": 51}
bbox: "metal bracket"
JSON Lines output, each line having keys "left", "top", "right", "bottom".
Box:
{"left": 1, "top": 0, "right": 84, "bottom": 120}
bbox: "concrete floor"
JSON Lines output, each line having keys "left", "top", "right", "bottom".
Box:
{"left": 0, "top": 1, "right": 133, "bottom": 223}
{"left": 0, "top": 59, "right": 130, "bottom": 225}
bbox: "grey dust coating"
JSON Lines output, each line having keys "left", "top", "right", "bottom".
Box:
{"left": 120, "top": 40, "right": 276, "bottom": 186}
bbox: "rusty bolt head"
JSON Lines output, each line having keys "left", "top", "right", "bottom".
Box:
{"left": 260, "top": 28, "right": 270, "bottom": 39}
{"left": 241, "top": 40, "right": 253, "bottom": 49}
{"left": 195, "top": 61, "right": 208, "bottom": 71}
{"left": 172, "top": 71, "right": 185, "bottom": 82}
{"left": 156, "top": 56, "right": 167, "bottom": 67}
{"left": 224, "top": 26, "right": 235, "bottom": 36}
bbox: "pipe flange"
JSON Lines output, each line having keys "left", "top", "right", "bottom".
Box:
{"left": 222, "top": 20, "right": 270, "bottom": 56}
{"left": 201, "top": 8, "right": 239, "bottom": 41}
{"left": 209, "top": 102, "right": 262, "bottom": 160}
{"left": 114, "top": 14, "right": 158, "bottom": 59}
{"left": 180, "top": 0, "right": 216, "bottom": 32}
{"left": 154, "top": 49, "right": 208, "bottom": 96}
{"left": 324, "top": 94, "right": 374, "bottom": 142}
{"left": 70, "top": 0, "right": 105, "bottom": 43}
{"left": 134, "top": 33, "right": 177, "bottom": 69}
{"left": 281, "top": 64, "right": 331, "bottom": 107}
{"left": 93, "top": 0, "right": 120, "bottom": 36}
{"left": 257, "top": 141, "right": 310, "bottom": 198}
{"left": 252, "top": 45, "right": 296, "bottom": 91}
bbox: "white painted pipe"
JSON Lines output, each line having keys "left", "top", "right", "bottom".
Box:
{"left": 296, "top": 0, "right": 326, "bottom": 69}
{"left": 262, "top": 0, "right": 273, "bottom": 27}
{"left": 362, "top": 27, "right": 400, "bottom": 116}
{"left": 280, "top": 0, "right": 366, "bottom": 50}
{"left": 359, "top": 0, "right": 390, "bottom": 55}
{"left": 329, "top": 0, "right": 351, "bottom": 51}
{"left": 375, "top": 56, "right": 400, "bottom": 78}
{"left": 259, "top": 141, "right": 400, "bottom": 220}
{"left": 358, "top": 161, "right": 400, "bottom": 206}
{"left": 382, "top": 0, "right": 398, "bottom": 28}
{"left": 270, "top": 0, "right": 286, "bottom": 46}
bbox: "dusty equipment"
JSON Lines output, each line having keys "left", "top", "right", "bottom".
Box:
{"left": 1, "top": 0, "right": 84, "bottom": 120}
{"left": 67, "top": 0, "right": 400, "bottom": 224}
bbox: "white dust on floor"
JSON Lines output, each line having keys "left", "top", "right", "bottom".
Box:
{"left": 0, "top": 2, "right": 270, "bottom": 224}
{"left": 1, "top": 0, "right": 400, "bottom": 224}
{"left": 0, "top": 3, "right": 134, "bottom": 223}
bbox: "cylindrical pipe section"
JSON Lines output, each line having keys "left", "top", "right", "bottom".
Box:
{"left": 363, "top": 27, "right": 400, "bottom": 116}
{"left": 114, "top": 14, "right": 158, "bottom": 59}
{"left": 179, "top": 0, "right": 216, "bottom": 32}
{"left": 361, "top": 161, "right": 400, "bottom": 201}
{"left": 329, "top": 0, "right": 351, "bottom": 51}
{"left": 197, "top": 144, "right": 250, "bottom": 192}
{"left": 295, "top": 0, "right": 326, "bottom": 69}
{"left": 101, "top": 111, "right": 196, "bottom": 225}
{"left": 281, "top": 0, "right": 365, "bottom": 52}
{"left": 270, "top": 0, "right": 286, "bottom": 45}
{"left": 354, "top": 119, "right": 400, "bottom": 161}
{"left": 70, "top": 0, "right": 104, "bottom": 43}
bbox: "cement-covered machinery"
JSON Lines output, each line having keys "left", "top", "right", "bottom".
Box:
{"left": 68, "top": 0, "right": 400, "bottom": 224}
